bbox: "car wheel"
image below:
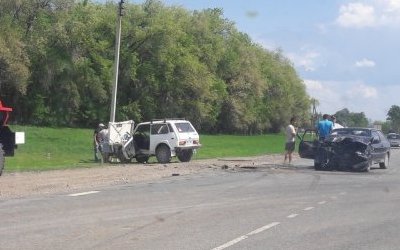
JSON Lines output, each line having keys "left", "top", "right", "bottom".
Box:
{"left": 379, "top": 153, "right": 389, "bottom": 169}
{"left": 136, "top": 154, "right": 149, "bottom": 164}
{"left": 314, "top": 161, "right": 322, "bottom": 170}
{"left": 117, "top": 148, "right": 131, "bottom": 163}
{"left": 314, "top": 157, "right": 330, "bottom": 171}
{"left": 0, "top": 144, "right": 4, "bottom": 176}
{"left": 363, "top": 160, "right": 371, "bottom": 172}
{"left": 156, "top": 144, "right": 171, "bottom": 164}
{"left": 177, "top": 149, "right": 193, "bottom": 162}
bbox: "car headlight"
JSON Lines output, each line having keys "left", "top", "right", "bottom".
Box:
{"left": 355, "top": 151, "right": 364, "bottom": 156}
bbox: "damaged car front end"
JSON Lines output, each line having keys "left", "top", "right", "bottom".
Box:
{"left": 299, "top": 128, "right": 390, "bottom": 172}
{"left": 315, "top": 136, "right": 372, "bottom": 172}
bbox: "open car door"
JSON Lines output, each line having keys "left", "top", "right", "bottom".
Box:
{"left": 298, "top": 129, "right": 318, "bottom": 159}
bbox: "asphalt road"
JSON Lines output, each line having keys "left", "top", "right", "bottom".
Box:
{"left": 1, "top": 150, "right": 400, "bottom": 250}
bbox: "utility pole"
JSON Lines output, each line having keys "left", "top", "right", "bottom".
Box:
{"left": 110, "top": 0, "right": 125, "bottom": 123}
{"left": 311, "top": 98, "right": 319, "bottom": 129}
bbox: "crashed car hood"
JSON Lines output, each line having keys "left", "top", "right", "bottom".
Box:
{"left": 323, "top": 135, "right": 371, "bottom": 171}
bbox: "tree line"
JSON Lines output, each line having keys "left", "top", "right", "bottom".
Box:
{"left": 379, "top": 105, "right": 400, "bottom": 134}
{"left": 1, "top": 0, "right": 312, "bottom": 134}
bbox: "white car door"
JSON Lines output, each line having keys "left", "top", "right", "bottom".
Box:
{"left": 150, "top": 123, "right": 175, "bottom": 153}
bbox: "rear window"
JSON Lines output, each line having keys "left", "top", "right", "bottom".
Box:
{"left": 387, "top": 134, "right": 400, "bottom": 139}
{"left": 331, "top": 129, "right": 370, "bottom": 137}
{"left": 174, "top": 122, "right": 195, "bottom": 133}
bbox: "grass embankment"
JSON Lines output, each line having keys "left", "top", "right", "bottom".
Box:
{"left": 5, "top": 126, "right": 286, "bottom": 173}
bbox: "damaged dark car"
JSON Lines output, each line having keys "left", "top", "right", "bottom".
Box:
{"left": 298, "top": 128, "right": 390, "bottom": 172}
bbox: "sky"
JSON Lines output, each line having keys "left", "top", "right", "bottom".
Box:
{"left": 124, "top": 0, "right": 400, "bottom": 121}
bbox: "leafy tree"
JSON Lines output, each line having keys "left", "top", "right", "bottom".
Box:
{"left": 375, "top": 120, "right": 391, "bottom": 134}
{"left": 0, "top": 11, "right": 30, "bottom": 116}
{"left": 0, "top": 0, "right": 312, "bottom": 134}
{"left": 334, "top": 108, "right": 368, "bottom": 127}
{"left": 387, "top": 105, "right": 400, "bottom": 132}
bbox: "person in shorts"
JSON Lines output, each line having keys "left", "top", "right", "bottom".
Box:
{"left": 284, "top": 117, "right": 297, "bottom": 165}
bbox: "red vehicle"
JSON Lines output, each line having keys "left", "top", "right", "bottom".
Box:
{"left": 0, "top": 100, "right": 17, "bottom": 176}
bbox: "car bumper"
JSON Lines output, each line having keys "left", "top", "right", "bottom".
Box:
{"left": 314, "top": 138, "right": 371, "bottom": 171}
{"left": 175, "top": 144, "right": 202, "bottom": 151}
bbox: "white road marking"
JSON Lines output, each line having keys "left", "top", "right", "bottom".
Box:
{"left": 247, "top": 222, "right": 281, "bottom": 236}
{"left": 339, "top": 192, "right": 347, "bottom": 195}
{"left": 304, "top": 207, "right": 314, "bottom": 211}
{"left": 68, "top": 191, "right": 100, "bottom": 197}
{"left": 211, "top": 222, "right": 280, "bottom": 250}
{"left": 331, "top": 196, "right": 338, "bottom": 199}
{"left": 211, "top": 235, "right": 248, "bottom": 250}
{"left": 287, "top": 214, "right": 298, "bottom": 218}
{"left": 318, "top": 201, "right": 327, "bottom": 205}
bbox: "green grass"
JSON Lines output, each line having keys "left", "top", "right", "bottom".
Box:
{"left": 6, "top": 126, "right": 95, "bottom": 172}
{"left": 195, "top": 134, "right": 285, "bottom": 159}
{"left": 5, "top": 126, "right": 287, "bottom": 173}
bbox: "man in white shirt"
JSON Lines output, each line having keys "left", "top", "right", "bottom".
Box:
{"left": 331, "top": 115, "right": 344, "bottom": 129}
{"left": 284, "top": 117, "right": 297, "bottom": 165}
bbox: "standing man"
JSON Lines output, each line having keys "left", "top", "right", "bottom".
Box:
{"left": 284, "top": 117, "right": 297, "bottom": 165}
{"left": 317, "top": 114, "right": 333, "bottom": 141}
{"left": 315, "top": 114, "right": 333, "bottom": 169}
{"left": 93, "top": 123, "right": 106, "bottom": 162}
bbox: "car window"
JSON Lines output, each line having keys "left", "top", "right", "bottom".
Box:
{"left": 372, "top": 131, "right": 381, "bottom": 143}
{"left": 175, "top": 122, "right": 195, "bottom": 133}
{"left": 351, "top": 130, "right": 368, "bottom": 136}
{"left": 387, "top": 134, "right": 400, "bottom": 139}
{"left": 151, "top": 124, "right": 169, "bottom": 135}
{"left": 168, "top": 123, "right": 174, "bottom": 132}
{"left": 301, "top": 130, "right": 317, "bottom": 141}
{"left": 377, "top": 131, "right": 387, "bottom": 140}
{"left": 331, "top": 129, "right": 350, "bottom": 136}
{"left": 331, "top": 129, "right": 369, "bottom": 136}
{"left": 136, "top": 124, "right": 150, "bottom": 135}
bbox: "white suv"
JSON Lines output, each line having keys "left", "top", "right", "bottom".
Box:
{"left": 124, "top": 119, "right": 201, "bottom": 163}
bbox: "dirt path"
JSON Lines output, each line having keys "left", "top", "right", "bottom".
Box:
{"left": 0, "top": 154, "right": 291, "bottom": 199}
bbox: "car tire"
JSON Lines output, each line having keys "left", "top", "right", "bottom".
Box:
{"left": 314, "top": 161, "right": 322, "bottom": 170}
{"left": 363, "top": 161, "right": 371, "bottom": 172}
{"left": 136, "top": 154, "right": 149, "bottom": 164}
{"left": 177, "top": 149, "right": 193, "bottom": 162}
{"left": 117, "top": 147, "right": 131, "bottom": 163}
{"left": 0, "top": 144, "right": 4, "bottom": 176}
{"left": 379, "top": 153, "right": 389, "bottom": 169}
{"left": 156, "top": 144, "right": 171, "bottom": 164}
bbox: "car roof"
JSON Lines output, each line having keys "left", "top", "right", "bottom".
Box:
{"left": 332, "top": 127, "right": 374, "bottom": 132}
{"left": 138, "top": 119, "right": 189, "bottom": 125}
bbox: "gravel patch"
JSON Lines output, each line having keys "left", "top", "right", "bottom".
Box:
{"left": 0, "top": 154, "right": 296, "bottom": 199}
